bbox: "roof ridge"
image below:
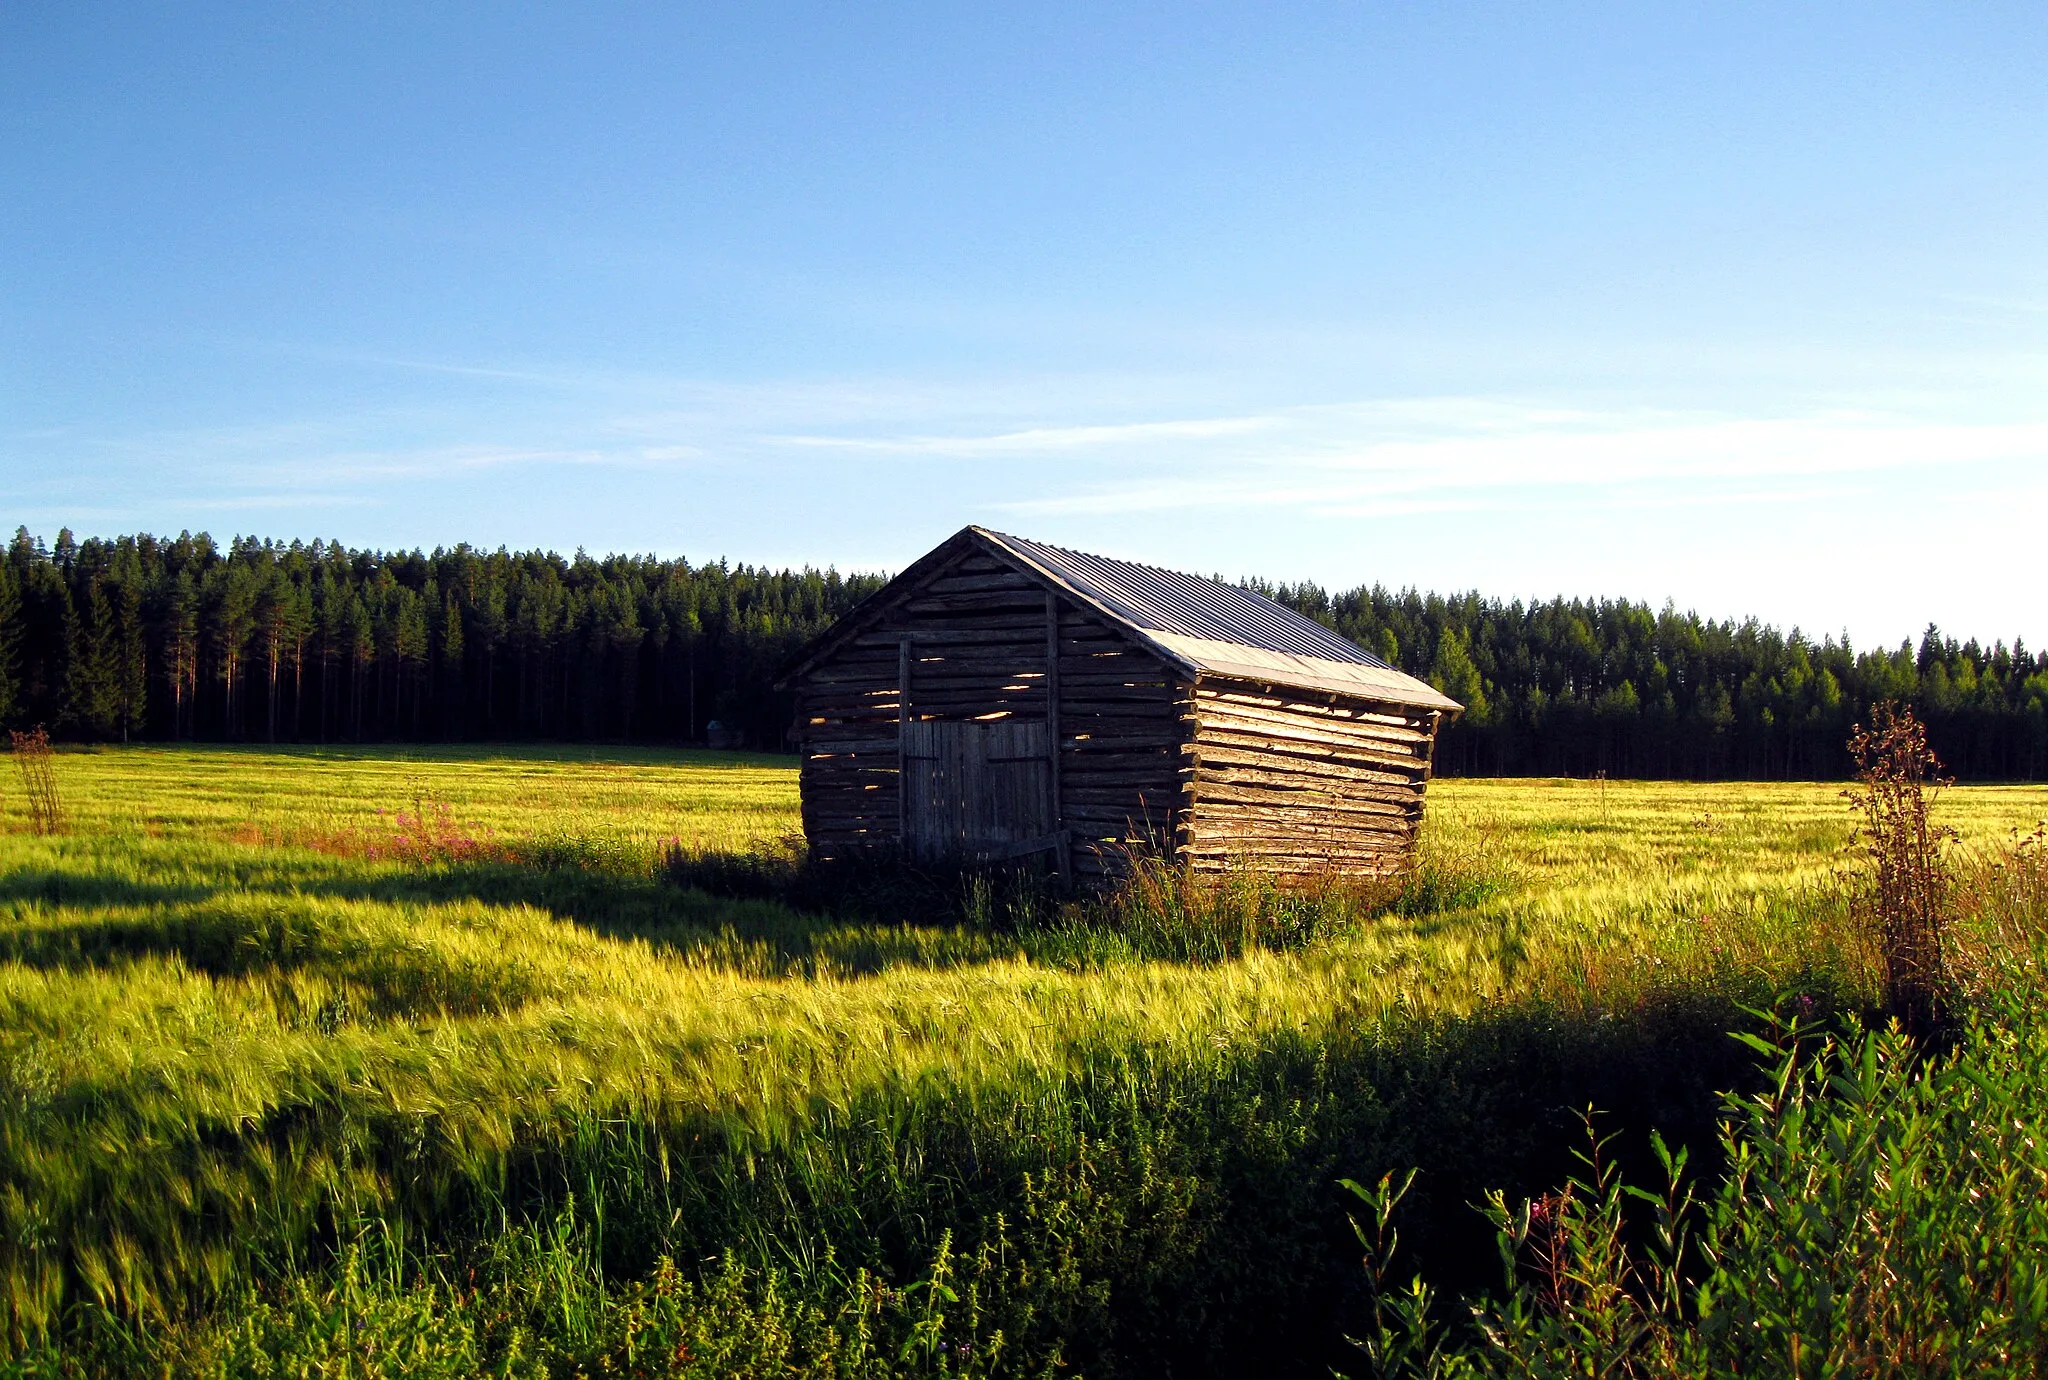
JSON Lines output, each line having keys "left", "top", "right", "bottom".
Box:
{"left": 783, "top": 526, "right": 1459, "bottom": 714}
{"left": 976, "top": 527, "right": 1395, "bottom": 672}
{"left": 976, "top": 526, "right": 1247, "bottom": 589}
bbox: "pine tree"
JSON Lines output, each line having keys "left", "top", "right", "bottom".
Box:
{"left": 63, "top": 576, "right": 120, "bottom": 740}
{"left": 438, "top": 587, "right": 465, "bottom": 739}
{"left": 161, "top": 571, "right": 199, "bottom": 740}
{"left": 0, "top": 559, "right": 20, "bottom": 727}
{"left": 205, "top": 565, "right": 258, "bottom": 740}
{"left": 109, "top": 564, "right": 147, "bottom": 742}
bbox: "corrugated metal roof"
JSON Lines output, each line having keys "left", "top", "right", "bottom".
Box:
{"left": 980, "top": 529, "right": 1392, "bottom": 666}
{"left": 977, "top": 529, "right": 1462, "bottom": 714}
{"left": 778, "top": 526, "right": 1461, "bottom": 714}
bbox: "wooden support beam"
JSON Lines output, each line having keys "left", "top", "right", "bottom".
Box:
{"left": 1047, "top": 591, "right": 1069, "bottom": 882}
{"left": 897, "top": 636, "right": 911, "bottom": 847}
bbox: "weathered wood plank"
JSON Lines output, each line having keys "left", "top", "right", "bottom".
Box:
{"left": 1196, "top": 680, "right": 1427, "bottom": 732}
{"left": 1192, "top": 741, "right": 1429, "bottom": 784}
{"left": 1190, "top": 782, "right": 1418, "bottom": 817}
{"left": 1195, "top": 696, "right": 1433, "bottom": 749}
{"left": 1193, "top": 723, "right": 1426, "bottom": 772}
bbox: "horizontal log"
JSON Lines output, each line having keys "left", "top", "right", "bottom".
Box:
{"left": 1195, "top": 721, "right": 1420, "bottom": 765}
{"left": 1199, "top": 678, "right": 1428, "bottom": 719}
{"left": 1061, "top": 780, "right": 1179, "bottom": 799}
{"left": 1186, "top": 806, "right": 1413, "bottom": 836}
{"left": 1193, "top": 707, "right": 1425, "bottom": 747}
{"left": 1197, "top": 681, "right": 1429, "bottom": 732}
{"left": 799, "top": 692, "right": 900, "bottom": 709}
{"left": 1061, "top": 794, "right": 1179, "bottom": 812}
{"left": 902, "top": 691, "right": 1046, "bottom": 707}
{"left": 1065, "top": 721, "right": 1185, "bottom": 735}
{"left": 919, "top": 570, "right": 1041, "bottom": 595}
{"left": 1061, "top": 779, "right": 1178, "bottom": 796}
{"left": 1191, "top": 766, "right": 1425, "bottom": 806}
{"left": 904, "top": 671, "right": 1045, "bottom": 688}
{"left": 800, "top": 685, "right": 898, "bottom": 703}
{"left": 903, "top": 578, "right": 1042, "bottom": 602}
{"left": 898, "top": 598, "right": 1049, "bottom": 622}
{"left": 1189, "top": 814, "right": 1414, "bottom": 847}
{"left": 797, "top": 675, "right": 902, "bottom": 696}
{"left": 802, "top": 660, "right": 902, "bottom": 684}
{"left": 1195, "top": 696, "right": 1432, "bottom": 749}
{"left": 1182, "top": 836, "right": 1408, "bottom": 860}
{"left": 1192, "top": 741, "right": 1428, "bottom": 785}
{"left": 1193, "top": 724, "right": 1425, "bottom": 774}
{"left": 1195, "top": 767, "right": 1421, "bottom": 808}
{"left": 1189, "top": 781, "right": 1418, "bottom": 817}
{"left": 851, "top": 627, "right": 1047, "bottom": 651}
{"left": 1198, "top": 684, "right": 1429, "bottom": 723}
{"left": 1186, "top": 858, "right": 1405, "bottom": 879}
{"left": 1060, "top": 681, "right": 1180, "bottom": 698}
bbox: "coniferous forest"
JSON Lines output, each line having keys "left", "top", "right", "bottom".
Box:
{"left": 4, "top": 526, "right": 2045, "bottom": 780}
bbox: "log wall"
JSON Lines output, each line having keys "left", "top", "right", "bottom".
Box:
{"left": 795, "top": 546, "right": 1447, "bottom": 881}
{"left": 1182, "top": 678, "right": 1440, "bottom": 876}
{"left": 794, "top": 547, "right": 1185, "bottom": 873}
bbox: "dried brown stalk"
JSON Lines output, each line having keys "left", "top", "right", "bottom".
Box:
{"left": 10, "top": 728, "right": 62, "bottom": 836}
{"left": 1843, "top": 702, "right": 1955, "bottom": 1039}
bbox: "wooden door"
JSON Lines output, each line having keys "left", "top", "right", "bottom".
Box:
{"left": 901, "top": 719, "right": 1054, "bottom": 862}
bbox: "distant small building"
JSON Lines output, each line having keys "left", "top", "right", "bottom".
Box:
{"left": 779, "top": 527, "right": 1462, "bottom": 882}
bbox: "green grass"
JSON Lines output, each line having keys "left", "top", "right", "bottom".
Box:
{"left": 2, "top": 746, "right": 2046, "bottom": 1375}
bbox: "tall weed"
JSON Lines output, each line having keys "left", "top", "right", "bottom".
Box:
{"left": 1844, "top": 701, "right": 1959, "bottom": 1037}
{"left": 8, "top": 730, "right": 61, "bottom": 836}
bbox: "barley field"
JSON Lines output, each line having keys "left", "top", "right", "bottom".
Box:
{"left": 3, "top": 745, "right": 2045, "bottom": 1376}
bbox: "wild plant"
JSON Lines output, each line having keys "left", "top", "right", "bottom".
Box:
{"left": 1843, "top": 701, "right": 1957, "bottom": 1037}
{"left": 1341, "top": 978, "right": 2048, "bottom": 1378}
{"left": 9, "top": 727, "right": 61, "bottom": 835}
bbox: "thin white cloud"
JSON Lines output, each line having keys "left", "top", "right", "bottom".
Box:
{"left": 988, "top": 405, "right": 2048, "bottom": 517}
{"left": 769, "top": 414, "right": 1276, "bottom": 455}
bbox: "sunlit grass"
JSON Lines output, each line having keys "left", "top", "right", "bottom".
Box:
{"left": 3, "top": 745, "right": 2045, "bottom": 1366}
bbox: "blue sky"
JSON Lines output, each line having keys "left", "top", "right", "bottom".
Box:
{"left": 5, "top": 3, "right": 2045, "bottom": 648}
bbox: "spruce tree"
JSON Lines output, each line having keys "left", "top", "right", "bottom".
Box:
{"left": 0, "top": 559, "right": 20, "bottom": 727}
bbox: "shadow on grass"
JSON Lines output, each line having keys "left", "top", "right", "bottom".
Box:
{"left": 0, "top": 849, "right": 1013, "bottom": 983}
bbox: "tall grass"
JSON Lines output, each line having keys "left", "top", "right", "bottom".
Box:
{"left": 1342, "top": 790, "right": 2048, "bottom": 1377}
{"left": 0, "top": 747, "right": 2043, "bottom": 1373}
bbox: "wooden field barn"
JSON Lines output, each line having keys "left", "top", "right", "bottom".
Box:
{"left": 781, "top": 527, "right": 1463, "bottom": 882}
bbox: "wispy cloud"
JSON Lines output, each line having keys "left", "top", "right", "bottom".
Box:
{"left": 972, "top": 402, "right": 2048, "bottom": 518}
{"left": 769, "top": 413, "right": 1276, "bottom": 455}
{"left": 14, "top": 374, "right": 2048, "bottom": 570}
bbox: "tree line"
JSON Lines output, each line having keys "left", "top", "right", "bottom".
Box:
{"left": 1256, "top": 579, "right": 2048, "bottom": 781}
{"left": 0, "top": 528, "right": 882, "bottom": 751}
{"left": 2, "top": 527, "right": 2043, "bottom": 779}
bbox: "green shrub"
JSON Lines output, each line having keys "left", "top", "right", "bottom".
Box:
{"left": 1346, "top": 991, "right": 2048, "bottom": 1376}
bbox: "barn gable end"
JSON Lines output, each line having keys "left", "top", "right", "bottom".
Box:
{"left": 788, "top": 532, "right": 1187, "bottom": 878}
{"left": 783, "top": 527, "right": 1460, "bottom": 881}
